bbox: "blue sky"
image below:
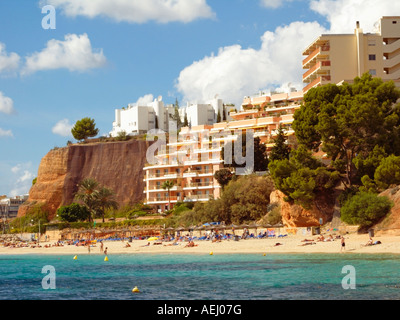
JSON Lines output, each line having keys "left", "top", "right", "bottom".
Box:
{"left": 0, "top": 0, "right": 398, "bottom": 196}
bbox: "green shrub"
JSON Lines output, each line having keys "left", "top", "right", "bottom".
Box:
{"left": 341, "top": 191, "right": 393, "bottom": 229}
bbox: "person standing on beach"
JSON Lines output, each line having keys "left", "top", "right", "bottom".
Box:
{"left": 100, "top": 241, "right": 104, "bottom": 253}
{"left": 341, "top": 236, "right": 345, "bottom": 252}
{"left": 104, "top": 247, "right": 108, "bottom": 255}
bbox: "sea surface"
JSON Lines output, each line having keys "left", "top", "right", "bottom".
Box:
{"left": 0, "top": 253, "right": 399, "bottom": 300}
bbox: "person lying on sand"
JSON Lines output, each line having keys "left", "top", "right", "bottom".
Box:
{"left": 185, "top": 241, "right": 198, "bottom": 248}
{"left": 274, "top": 243, "right": 283, "bottom": 246}
{"left": 299, "top": 242, "right": 316, "bottom": 246}
{"left": 164, "top": 241, "right": 179, "bottom": 246}
{"left": 124, "top": 242, "right": 131, "bottom": 248}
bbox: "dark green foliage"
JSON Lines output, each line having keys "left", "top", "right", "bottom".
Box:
{"left": 57, "top": 203, "right": 90, "bottom": 222}
{"left": 214, "top": 168, "right": 234, "bottom": 189}
{"left": 340, "top": 192, "right": 393, "bottom": 228}
{"left": 71, "top": 117, "right": 99, "bottom": 141}
{"left": 171, "top": 175, "right": 275, "bottom": 226}
{"left": 269, "top": 146, "right": 340, "bottom": 208}
{"left": 293, "top": 74, "right": 400, "bottom": 187}
{"left": 269, "top": 125, "right": 290, "bottom": 161}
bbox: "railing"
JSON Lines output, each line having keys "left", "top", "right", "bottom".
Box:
{"left": 147, "top": 196, "right": 179, "bottom": 202}
{"left": 185, "top": 182, "right": 212, "bottom": 188}
{"left": 303, "top": 61, "right": 331, "bottom": 81}
{"left": 302, "top": 45, "right": 330, "bottom": 66}
{"left": 303, "top": 75, "right": 332, "bottom": 92}
{"left": 303, "top": 77, "right": 322, "bottom": 93}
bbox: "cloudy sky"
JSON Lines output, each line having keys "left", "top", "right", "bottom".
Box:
{"left": 0, "top": 0, "right": 398, "bottom": 196}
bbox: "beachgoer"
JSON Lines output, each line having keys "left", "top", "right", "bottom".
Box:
{"left": 87, "top": 243, "right": 91, "bottom": 253}
{"left": 341, "top": 236, "right": 345, "bottom": 252}
{"left": 104, "top": 247, "right": 108, "bottom": 255}
{"left": 100, "top": 241, "right": 104, "bottom": 253}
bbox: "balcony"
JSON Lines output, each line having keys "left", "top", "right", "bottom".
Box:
{"left": 303, "top": 76, "right": 331, "bottom": 93}
{"left": 183, "top": 182, "right": 213, "bottom": 190}
{"left": 303, "top": 46, "right": 330, "bottom": 68}
{"left": 303, "top": 60, "right": 331, "bottom": 82}
{"left": 147, "top": 196, "right": 180, "bottom": 204}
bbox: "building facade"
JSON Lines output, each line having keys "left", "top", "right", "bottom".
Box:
{"left": 110, "top": 96, "right": 231, "bottom": 137}
{"left": 0, "top": 195, "right": 28, "bottom": 219}
{"left": 303, "top": 16, "right": 400, "bottom": 93}
{"left": 143, "top": 91, "right": 303, "bottom": 211}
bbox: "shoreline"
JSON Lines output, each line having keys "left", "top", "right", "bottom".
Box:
{"left": 1, "top": 233, "right": 400, "bottom": 256}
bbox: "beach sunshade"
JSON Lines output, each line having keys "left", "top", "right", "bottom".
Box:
{"left": 147, "top": 237, "right": 159, "bottom": 241}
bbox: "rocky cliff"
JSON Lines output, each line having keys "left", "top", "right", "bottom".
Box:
{"left": 270, "top": 190, "right": 336, "bottom": 227}
{"left": 18, "top": 140, "right": 153, "bottom": 219}
{"left": 375, "top": 186, "right": 400, "bottom": 235}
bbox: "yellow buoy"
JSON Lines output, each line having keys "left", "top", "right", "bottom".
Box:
{"left": 104, "top": 256, "right": 109, "bottom": 262}
{"left": 132, "top": 286, "right": 140, "bottom": 293}
{"left": 73, "top": 255, "right": 78, "bottom": 260}
{"left": 263, "top": 253, "right": 266, "bottom": 256}
{"left": 210, "top": 251, "right": 213, "bottom": 255}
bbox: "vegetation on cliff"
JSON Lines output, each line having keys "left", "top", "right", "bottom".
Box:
{"left": 269, "top": 73, "right": 400, "bottom": 228}
{"left": 71, "top": 117, "right": 99, "bottom": 141}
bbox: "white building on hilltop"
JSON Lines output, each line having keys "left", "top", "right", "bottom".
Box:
{"left": 110, "top": 96, "right": 175, "bottom": 137}
{"left": 180, "top": 97, "right": 230, "bottom": 127}
{"left": 110, "top": 96, "right": 233, "bottom": 137}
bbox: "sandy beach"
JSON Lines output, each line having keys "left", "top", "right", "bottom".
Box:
{"left": 1, "top": 233, "right": 400, "bottom": 256}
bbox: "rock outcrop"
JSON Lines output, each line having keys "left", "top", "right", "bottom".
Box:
{"left": 18, "top": 140, "right": 153, "bottom": 220}
{"left": 375, "top": 186, "right": 400, "bottom": 235}
{"left": 270, "top": 190, "right": 335, "bottom": 227}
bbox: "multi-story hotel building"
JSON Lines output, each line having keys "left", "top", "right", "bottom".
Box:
{"left": 303, "top": 16, "right": 400, "bottom": 93}
{"left": 143, "top": 91, "right": 303, "bottom": 211}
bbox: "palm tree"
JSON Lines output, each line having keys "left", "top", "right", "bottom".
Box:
{"left": 162, "top": 180, "right": 175, "bottom": 211}
{"left": 95, "top": 187, "right": 119, "bottom": 223}
{"left": 74, "top": 178, "right": 99, "bottom": 223}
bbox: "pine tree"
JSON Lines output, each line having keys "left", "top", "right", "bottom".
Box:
{"left": 269, "top": 125, "right": 291, "bottom": 161}
{"left": 183, "top": 112, "right": 189, "bottom": 127}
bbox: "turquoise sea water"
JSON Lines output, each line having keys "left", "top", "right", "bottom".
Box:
{"left": 0, "top": 253, "right": 400, "bottom": 300}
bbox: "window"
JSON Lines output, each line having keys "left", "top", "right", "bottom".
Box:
{"left": 369, "top": 69, "right": 377, "bottom": 76}
{"left": 368, "top": 40, "right": 376, "bottom": 46}
{"left": 369, "top": 54, "right": 376, "bottom": 61}
{"left": 393, "top": 21, "right": 397, "bottom": 24}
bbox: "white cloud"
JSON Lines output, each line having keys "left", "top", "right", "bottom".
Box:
{"left": 0, "top": 91, "right": 15, "bottom": 114}
{"left": 176, "top": 21, "right": 326, "bottom": 106}
{"left": 0, "top": 128, "right": 13, "bottom": 138}
{"left": 9, "top": 162, "right": 35, "bottom": 197}
{"left": 22, "top": 33, "right": 107, "bottom": 75}
{"left": 0, "top": 43, "right": 20, "bottom": 74}
{"left": 52, "top": 119, "right": 73, "bottom": 137}
{"left": 177, "top": 0, "right": 400, "bottom": 106}
{"left": 260, "top": 0, "right": 294, "bottom": 9}
{"left": 41, "top": 0, "right": 215, "bottom": 24}
{"left": 134, "top": 94, "right": 155, "bottom": 106}
{"left": 310, "top": 0, "right": 400, "bottom": 33}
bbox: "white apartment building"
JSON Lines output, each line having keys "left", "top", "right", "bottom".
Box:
{"left": 110, "top": 97, "right": 175, "bottom": 137}
{"left": 110, "top": 96, "right": 231, "bottom": 137}
{"left": 180, "top": 97, "right": 231, "bottom": 127}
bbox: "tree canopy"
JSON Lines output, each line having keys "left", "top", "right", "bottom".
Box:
{"left": 293, "top": 74, "right": 400, "bottom": 187}
{"left": 71, "top": 117, "right": 99, "bottom": 141}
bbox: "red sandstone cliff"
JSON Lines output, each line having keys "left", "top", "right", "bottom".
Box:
{"left": 269, "top": 190, "right": 335, "bottom": 227}
{"left": 18, "top": 140, "right": 153, "bottom": 219}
